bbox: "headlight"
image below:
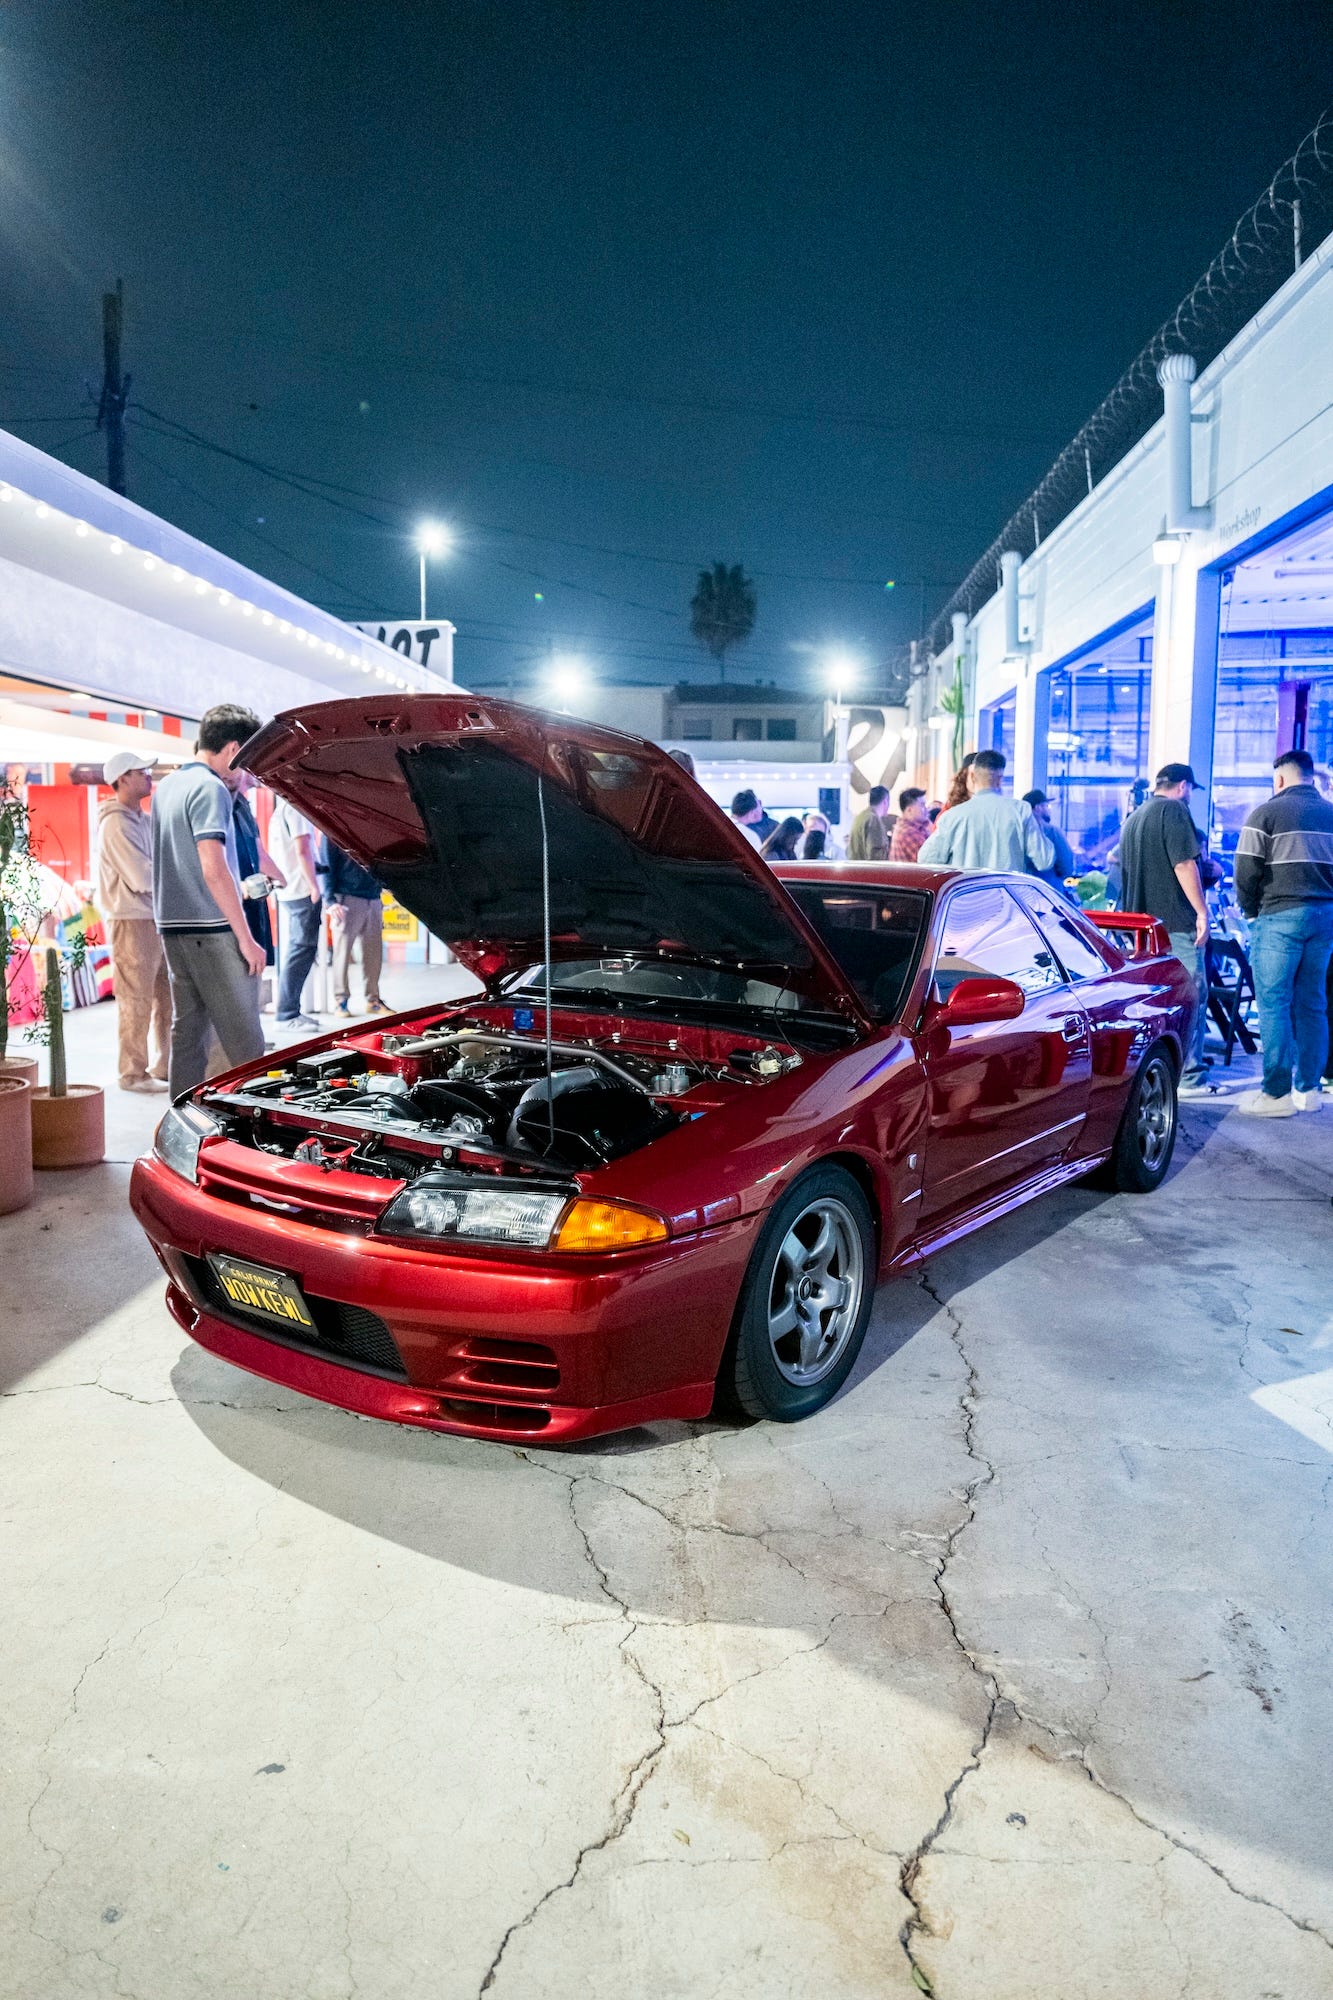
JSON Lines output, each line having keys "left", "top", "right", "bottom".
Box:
{"left": 153, "top": 1103, "right": 221, "bottom": 1183}
{"left": 379, "top": 1180, "right": 668, "bottom": 1253}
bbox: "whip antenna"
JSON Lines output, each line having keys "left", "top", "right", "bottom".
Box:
{"left": 537, "top": 767, "right": 555, "bottom": 1151}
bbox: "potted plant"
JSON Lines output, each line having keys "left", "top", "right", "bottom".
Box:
{"left": 30, "top": 943, "right": 105, "bottom": 1168}
{"left": 0, "top": 1072, "right": 32, "bottom": 1212}
{"left": 1, "top": 781, "right": 41, "bottom": 1090}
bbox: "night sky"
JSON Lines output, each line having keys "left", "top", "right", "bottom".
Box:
{"left": 0, "top": 2, "right": 1328, "bottom": 696}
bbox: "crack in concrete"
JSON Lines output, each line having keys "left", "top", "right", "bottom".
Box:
{"left": 900, "top": 1264, "right": 1333, "bottom": 1972}
{"left": 895, "top": 1268, "right": 1001, "bottom": 1997}
{"left": 476, "top": 1445, "right": 907, "bottom": 1993}
{"left": 1073, "top": 1745, "right": 1333, "bottom": 1953}
{"left": 476, "top": 1465, "right": 669, "bottom": 1995}
{"left": 0, "top": 1376, "right": 293, "bottom": 1412}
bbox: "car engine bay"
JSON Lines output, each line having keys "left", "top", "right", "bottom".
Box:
{"left": 200, "top": 1006, "right": 804, "bottom": 1185}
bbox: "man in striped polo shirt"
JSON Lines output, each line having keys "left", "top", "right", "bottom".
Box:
{"left": 1233, "top": 747, "right": 1333, "bottom": 1117}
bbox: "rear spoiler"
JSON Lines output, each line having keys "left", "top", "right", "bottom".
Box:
{"left": 1086, "top": 911, "right": 1172, "bottom": 959}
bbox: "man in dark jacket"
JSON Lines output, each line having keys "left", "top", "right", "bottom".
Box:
{"left": 319, "top": 837, "right": 387, "bottom": 1016}
{"left": 1233, "top": 747, "right": 1333, "bottom": 1117}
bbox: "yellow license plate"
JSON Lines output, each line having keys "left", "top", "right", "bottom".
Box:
{"left": 209, "top": 1255, "right": 314, "bottom": 1330}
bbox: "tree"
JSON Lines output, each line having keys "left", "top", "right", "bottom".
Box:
{"left": 689, "top": 563, "right": 756, "bottom": 682}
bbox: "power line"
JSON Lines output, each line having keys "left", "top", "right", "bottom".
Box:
{"left": 0, "top": 412, "right": 90, "bottom": 425}
{"left": 132, "top": 401, "right": 931, "bottom": 595}
{"left": 129, "top": 433, "right": 371, "bottom": 606}
{"left": 120, "top": 319, "right": 1054, "bottom": 449}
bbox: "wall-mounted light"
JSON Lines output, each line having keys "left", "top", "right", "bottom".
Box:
{"left": 1152, "top": 537, "right": 1184, "bottom": 566}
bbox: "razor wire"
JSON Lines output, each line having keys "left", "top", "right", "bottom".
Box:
{"left": 925, "top": 110, "right": 1333, "bottom": 658}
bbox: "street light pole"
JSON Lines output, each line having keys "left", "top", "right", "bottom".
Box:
{"left": 414, "top": 522, "right": 450, "bottom": 622}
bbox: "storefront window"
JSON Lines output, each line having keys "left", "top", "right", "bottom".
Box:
{"left": 979, "top": 691, "right": 1015, "bottom": 771}
{"left": 1042, "top": 617, "right": 1153, "bottom": 866}
{"left": 1212, "top": 630, "right": 1333, "bottom": 853}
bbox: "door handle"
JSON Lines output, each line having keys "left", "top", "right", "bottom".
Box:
{"left": 1060, "top": 1018, "right": 1086, "bottom": 1042}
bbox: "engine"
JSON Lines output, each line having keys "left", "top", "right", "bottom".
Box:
{"left": 199, "top": 1020, "right": 799, "bottom": 1183}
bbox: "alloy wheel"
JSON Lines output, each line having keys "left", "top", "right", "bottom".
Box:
{"left": 767, "top": 1196, "right": 866, "bottom": 1386}
{"left": 1136, "top": 1057, "right": 1174, "bottom": 1171}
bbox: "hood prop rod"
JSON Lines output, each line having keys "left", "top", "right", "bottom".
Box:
{"left": 537, "top": 767, "right": 555, "bottom": 1152}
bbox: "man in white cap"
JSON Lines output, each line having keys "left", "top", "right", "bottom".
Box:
{"left": 97, "top": 749, "right": 171, "bottom": 1092}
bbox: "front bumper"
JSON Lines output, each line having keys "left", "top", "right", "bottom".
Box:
{"left": 130, "top": 1153, "right": 755, "bottom": 1443}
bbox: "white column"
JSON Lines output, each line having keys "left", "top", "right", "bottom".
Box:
{"left": 1148, "top": 552, "right": 1220, "bottom": 813}
{"left": 1012, "top": 661, "right": 1038, "bottom": 796}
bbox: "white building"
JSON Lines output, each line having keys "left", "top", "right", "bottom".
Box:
{"left": 534, "top": 677, "right": 908, "bottom": 836}
{"left": 0, "top": 428, "right": 451, "bottom": 886}
{"left": 909, "top": 209, "right": 1333, "bottom": 870}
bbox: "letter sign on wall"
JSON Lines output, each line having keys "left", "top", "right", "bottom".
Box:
{"left": 351, "top": 620, "right": 455, "bottom": 679}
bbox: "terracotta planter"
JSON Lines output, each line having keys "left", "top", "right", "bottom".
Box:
{"left": 0, "top": 1076, "right": 34, "bottom": 1212}
{"left": 31, "top": 1083, "right": 106, "bottom": 1170}
{"left": 0, "top": 1053, "right": 40, "bottom": 1091}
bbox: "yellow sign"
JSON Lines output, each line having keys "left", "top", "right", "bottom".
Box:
{"left": 381, "top": 892, "right": 418, "bottom": 942}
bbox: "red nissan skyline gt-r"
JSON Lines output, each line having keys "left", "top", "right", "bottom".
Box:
{"left": 130, "top": 695, "right": 1195, "bottom": 1443}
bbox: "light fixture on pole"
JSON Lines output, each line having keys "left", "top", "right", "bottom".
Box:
{"left": 546, "top": 654, "right": 589, "bottom": 712}
{"left": 821, "top": 647, "right": 863, "bottom": 712}
{"left": 414, "top": 522, "right": 451, "bottom": 619}
{"left": 821, "top": 648, "right": 863, "bottom": 763}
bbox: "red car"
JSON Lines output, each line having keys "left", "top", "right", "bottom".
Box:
{"left": 131, "top": 696, "right": 1194, "bottom": 1443}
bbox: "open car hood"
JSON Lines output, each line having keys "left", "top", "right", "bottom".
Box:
{"left": 241, "top": 694, "right": 865, "bottom": 1020}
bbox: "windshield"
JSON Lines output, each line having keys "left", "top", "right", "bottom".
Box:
{"left": 782, "top": 883, "right": 931, "bottom": 1019}
{"left": 506, "top": 958, "right": 807, "bottom": 1012}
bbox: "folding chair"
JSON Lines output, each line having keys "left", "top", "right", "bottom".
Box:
{"left": 1205, "top": 936, "right": 1257, "bottom": 1064}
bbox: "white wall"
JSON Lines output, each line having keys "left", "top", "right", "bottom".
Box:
{"left": 937, "top": 226, "right": 1333, "bottom": 803}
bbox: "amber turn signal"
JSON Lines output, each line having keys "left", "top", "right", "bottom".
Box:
{"left": 553, "top": 1199, "right": 669, "bottom": 1253}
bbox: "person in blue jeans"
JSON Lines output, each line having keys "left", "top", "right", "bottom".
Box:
{"left": 1233, "top": 747, "right": 1333, "bottom": 1117}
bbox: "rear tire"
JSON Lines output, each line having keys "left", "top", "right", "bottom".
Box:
{"left": 1100, "top": 1046, "right": 1178, "bottom": 1192}
{"left": 720, "top": 1166, "right": 876, "bottom": 1422}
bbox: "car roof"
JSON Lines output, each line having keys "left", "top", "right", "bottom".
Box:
{"left": 774, "top": 860, "right": 962, "bottom": 894}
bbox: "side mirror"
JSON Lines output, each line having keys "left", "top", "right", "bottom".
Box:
{"left": 929, "top": 976, "right": 1026, "bottom": 1029}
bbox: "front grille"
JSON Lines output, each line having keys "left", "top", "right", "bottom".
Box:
{"left": 182, "top": 1255, "right": 408, "bottom": 1382}
{"left": 438, "top": 1397, "right": 552, "bottom": 1433}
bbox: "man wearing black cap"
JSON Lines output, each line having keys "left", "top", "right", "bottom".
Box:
{"left": 1118, "top": 762, "right": 1209, "bottom": 1094}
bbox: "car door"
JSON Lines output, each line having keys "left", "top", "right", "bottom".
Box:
{"left": 1010, "top": 881, "right": 1147, "bottom": 1158}
{"left": 916, "top": 883, "right": 1092, "bottom": 1224}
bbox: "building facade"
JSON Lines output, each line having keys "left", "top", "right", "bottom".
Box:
{"left": 909, "top": 223, "right": 1333, "bottom": 869}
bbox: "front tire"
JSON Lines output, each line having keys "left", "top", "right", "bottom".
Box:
{"left": 1102, "top": 1046, "right": 1178, "bottom": 1192}
{"left": 721, "top": 1166, "right": 876, "bottom": 1422}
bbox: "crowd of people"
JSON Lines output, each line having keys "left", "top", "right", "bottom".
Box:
{"left": 94, "top": 716, "right": 1333, "bottom": 1118}
{"left": 723, "top": 744, "right": 1333, "bottom": 1117}
{"left": 94, "top": 704, "right": 388, "bottom": 1099}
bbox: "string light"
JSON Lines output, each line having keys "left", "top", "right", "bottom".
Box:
{"left": 0, "top": 471, "right": 416, "bottom": 690}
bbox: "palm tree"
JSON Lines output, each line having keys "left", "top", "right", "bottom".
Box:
{"left": 689, "top": 563, "right": 757, "bottom": 682}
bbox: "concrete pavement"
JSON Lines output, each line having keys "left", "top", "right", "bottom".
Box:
{"left": 2, "top": 989, "right": 1331, "bottom": 1998}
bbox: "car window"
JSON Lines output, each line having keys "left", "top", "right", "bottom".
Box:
{"left": 934, "top": 886, "right": 1063, "bottom": 1000}
{"left": 510, "top": 959, "right": 803, "bottom": 1010}
{"left": 783, "top": 884, "right": 930, "bottom": 1020}
{"left": 1010, "top": 883, "right": 1111, "bottom": 981}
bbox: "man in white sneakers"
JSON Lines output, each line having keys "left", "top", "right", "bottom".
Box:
{"left": 1233, "top": 747, "right": 1333, "bottom": 1117}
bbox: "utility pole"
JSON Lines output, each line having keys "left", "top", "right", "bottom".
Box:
{"left": 96, "top": 280, "right": 130, "bottom": 495}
